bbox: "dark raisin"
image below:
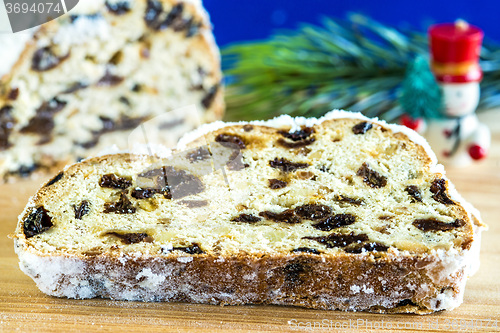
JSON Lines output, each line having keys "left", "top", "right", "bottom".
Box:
{"left": 215, "top": 133, "right": 246, "bottom": 149}
{"left": 413, "top": 218, "right": 465, "bottom": 232}
{"left": 334, "top": 195, "right": 364, "bottom": 205}
{"left": 62, "top": 82, "right": 88, "bottom": 94}
{"left": 31, "top": 47, "right": 69, "bottom": 71}
{"left": 304, "top": 232, "right": 369, "bottom": 248}
{"left": 0, "top": 106, "right": 16, "bottom": 150}
{"left": 165, "top": 166, "right": 204, "bottom": 199}
{"left": 99, "top": 174, "right": 132, "bottom": 189}
{"left": 97, "top": 72, "right": 124, "bottom": 86}
{"left": 119, "top": 96, "right": 131, "bottom": 106}
{"left": 132, "top": 84, "right": 142, "bottom": 92}
{"left": 161, "top": 3, "right": 184, "bottom": 30}
{"left": 312, "top": 214, "right": 356, "bottom": 231}
{"left": 430, "top": 179, "right": 455, "bottom": 205}
{"left": 185, "top": 20, "right": 202, "bottom": 37}
{"left": 277, "top": 127, "right": 316, "bottom": 148}
{"left": 23, "top": 207, "right": 53, "bottom": 238}
{"left": 100, "top": 116, "right": 115, "bottom": 131}
{"left": 279, "top": 128, "right": 314, "bottom": 141}
{"left": 144, "top": 1, "right": 185, "bottom": 31}
{"left": 116, "top": 116, "right": 145, "bottom": 130}
{"left": 138, "top": 166, "right": 204, "bottom": 199}
{"left": 103, "top": 193, "right": 136, "bottom": 214}
{"left": 226, "top": 150, "right": 248, "bottom": 171}
{"left": 131, "top": 187, "right": 165, "bottom": 199}
{"left": 268, "top": 179, "right": 287, "bottom": 189}
{"left": 70, "top": 14, "right": 101, "bottom": 23}
{"left": 105, "top": 1, "right": 131, "bottom": 15}
{"left": 186, "top": 147, "right": 211, "bottom": 162}
{"left": 231, "top": 214, "right": 261, "bottom": 223}
{"left": 259, "top": 209, "right": 301, "bottom": 224}
{"left": 144, "top": 0, "right": 163, "bottom": 29}
{"left": 319, "top": 165, "right": 330, "bottom": 173}
{"left": 283, "top": 261, "right": 307, "bottom": 286}
{"left": 269, "top": 158, "right": 309, "bottom": 172}
{"left": 80, "top": 115, "right": 145, "bottom": 147}
{"left": 356, "top": 163, "right": 387, "bottom": 188}
{"left": 74, "top": 200, "right": 90, "bottom": 219}
{"left": 397, "top": 299, "right": 417, "bottom": 307}
{"left": 171, "top": 16, "right": 191, "bottom": 32}
{"left": 201, "top": 85, "right": 219, "bottom": 109}
{"left": 45, "top": 172, "right": 64, "bottom": 187}
{"left": 294, "top": 204, "right": 332, "bottom": 220}
{"left": 243, "top": 125, "right": 254, "bottom": 132}
{"left": 277, "top": 138, "right": 316, "bottom": 149}
{"left": 292, "top": 247, "right": 321, "bottom": 254}
{"left": 352, "top": 122, "right": 373, "bottom": 135}
{"left": 405, "top": 185, "right": 422, "bottom": 202}
{"left": 20, "top": 98, "right": 67, "bottom": 142}
{"left": 345, "top": 242, "right": 389, "bottom": 253}
{"left": 11, "top": 164, "right": 38, "bottom": 178}
{"left": 8, "top": 88, "right": 19, "bottom": 100}
{"left": 178, "top": 200, "right": 208, "bottom": 208}
{"left": 191, "top": 83, "right": 203, "bottom": 91}
{"left": 106, "top": 232, "right": 152, "bottom": 244}
{"left": 173, "top": 243, "right": 204, "bottom": 254}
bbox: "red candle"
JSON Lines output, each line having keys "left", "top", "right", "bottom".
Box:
{"left": 429, "top": 21, "right": 483, "bottom": 83}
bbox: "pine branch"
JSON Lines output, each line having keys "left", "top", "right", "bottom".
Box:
{"left": 222, "top": 13, "right": 500, "bottom": 122}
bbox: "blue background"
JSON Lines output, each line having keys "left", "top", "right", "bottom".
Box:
{"left": 203, "top": 0, "right": 500, "bottom": 46}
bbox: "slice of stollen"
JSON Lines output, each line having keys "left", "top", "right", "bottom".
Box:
{"left": 0, "top": 0, "right": 223, "bottom": 181}
{"left": 13, "top": 110, "right": 486, "bottom": 314}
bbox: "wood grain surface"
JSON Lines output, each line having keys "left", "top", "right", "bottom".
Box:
{"left": 1, "top": 112, "right": 499, "bottom": 333}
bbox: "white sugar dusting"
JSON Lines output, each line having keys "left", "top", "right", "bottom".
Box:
{"left": 136, "top": 268, "right": 166, "bottom": 289}
{"left": 0, "top": 30, "right": 36, "bottom": 78}
{"left": 350, "top": 285, "right": 361, "bottom": 293}
{"left": 177, "top": 257, "right": 193, "bottom": 263}
{"left": 53, "top": 15, "right": 110, "bottom": 45}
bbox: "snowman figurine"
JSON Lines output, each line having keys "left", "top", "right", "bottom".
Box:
{"left": 402, "top": 21, "right": 491, "bottom": 167}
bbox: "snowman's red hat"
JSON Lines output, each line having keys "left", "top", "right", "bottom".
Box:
{"left": 429, "top": 21, "right": 483, "bottom": 83}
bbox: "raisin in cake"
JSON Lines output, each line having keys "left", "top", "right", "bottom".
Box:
{"left": 13, "top": 110, "right": 486, "bottom": 314}
{"left": 0, "top": 0, "right": 223, "bottom": 181}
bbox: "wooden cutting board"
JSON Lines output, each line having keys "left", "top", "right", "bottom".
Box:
{"left": 1, "top": 112, "right": 499, "bottom": 333}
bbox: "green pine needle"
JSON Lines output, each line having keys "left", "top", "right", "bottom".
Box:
{"left": 399, "top": 56, "right": 443, "bottom": 119}
{"left": 222, "top": 14, "right": 500, "bottom": 122}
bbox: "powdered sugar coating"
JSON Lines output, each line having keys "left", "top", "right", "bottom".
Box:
{"left": 0, "top": 31, "right": 35, "bottom": 78}
{"left": 15, "top": 237, "right": 473, "bottom": 313}
{"left": 53, "top": 14, "right": 111, "bottom": 45}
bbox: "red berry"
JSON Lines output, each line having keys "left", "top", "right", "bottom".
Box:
{"left": 468, "top": 144, "right": 487, "bottom": 160}
{"left": 400, "top": 114, "right": 422, "bottom": 131}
